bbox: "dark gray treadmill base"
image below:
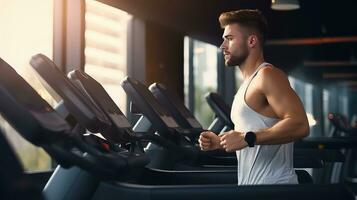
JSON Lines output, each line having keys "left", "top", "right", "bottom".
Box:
{"left": 92, "top": 182, "right": 354, "bottom": 200}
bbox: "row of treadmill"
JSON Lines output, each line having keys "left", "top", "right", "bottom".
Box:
{"left": 0, "top": 54, "right": 356, "bottom": 200}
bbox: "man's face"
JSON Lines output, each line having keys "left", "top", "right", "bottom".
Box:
{"left": 220, "top": 23, "right": 249, "bottom": 67}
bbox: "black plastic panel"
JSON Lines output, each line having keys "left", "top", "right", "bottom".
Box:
{"left": 30, "top": 54, "right": 110, "bottom": 133}
{"left": 0, "top": 57, "right": 70, "bottom": 145}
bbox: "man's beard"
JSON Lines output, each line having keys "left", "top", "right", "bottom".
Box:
{"left": 225, "top": 45, "right": 249, "bottom": 67}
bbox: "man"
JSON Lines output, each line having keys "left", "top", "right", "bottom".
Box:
{"left": 198, "top": 9, "right": 309, "bottom": 185}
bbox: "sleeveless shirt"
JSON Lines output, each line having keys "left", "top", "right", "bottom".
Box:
{"left": 231, "top": 62, "right": 298, "bottom": 185}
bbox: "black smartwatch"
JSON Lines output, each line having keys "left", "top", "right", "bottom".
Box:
{"left": 244, "top": 131, "right": 256, "bottom": 147}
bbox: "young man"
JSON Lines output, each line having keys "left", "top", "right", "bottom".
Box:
{"left": 198, "top": 9, "right": 309, "bottom": 185}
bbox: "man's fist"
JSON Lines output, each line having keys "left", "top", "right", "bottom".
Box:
{"left": 198, "top": 131, "right": 221, "bottom": 151}
{"left": 220, "top": 130, "right": 247, "bottom": 152}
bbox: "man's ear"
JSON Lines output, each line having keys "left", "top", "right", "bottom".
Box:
{"left": 248, "top": 35, "right": 258, "bottom": 48}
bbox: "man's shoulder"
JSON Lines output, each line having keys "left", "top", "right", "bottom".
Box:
{"left": 258, "top": 64, "right": 287, "bottom": 80}
{"left": 258, "top": 64, "right": 286, "bottom": 78}
{"left": 257, "top": 64, "right": 290, "bottom": 90}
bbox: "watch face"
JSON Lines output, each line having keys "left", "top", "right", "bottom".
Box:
{"left": 245, "top": 131, "right": 256, "bottom": 147}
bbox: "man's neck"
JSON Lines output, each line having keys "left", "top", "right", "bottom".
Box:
{"left": 239, "top": 53, "right": 265, "bottom": 80}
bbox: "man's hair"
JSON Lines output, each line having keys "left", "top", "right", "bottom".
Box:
{"left": 219, "top": 9, "right": 268, "bottom": 46}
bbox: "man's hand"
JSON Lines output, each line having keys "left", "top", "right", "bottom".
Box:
{"left": 220, "top": 130, "right": 247, "bottom": 152}
{"left": 198, "top": 131, "right": 221, "bottom": 151}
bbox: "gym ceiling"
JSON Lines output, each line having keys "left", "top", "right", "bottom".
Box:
{"left": 99, "top": 0, "right": 357, "bottom": 88}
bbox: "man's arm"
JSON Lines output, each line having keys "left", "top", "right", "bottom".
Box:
{"left": 219, "top": 66, "right": 309, "bottom": 152}
{"left": 254, "top": 66, "right": 309, "bottom": 145}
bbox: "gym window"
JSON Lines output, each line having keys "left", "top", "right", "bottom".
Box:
{"left": 0, "top": 0, "right": 54, "bottom": 171}
{"left": 84, "top": 0, "right": 132, "bottom": 113}
{"left": 184, "top": 37, "right": 219, "bottom": 128}
{"left": 289, "top": 77, "right": 319, "bottom": 136}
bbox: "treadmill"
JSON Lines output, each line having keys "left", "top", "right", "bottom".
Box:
{"left": 149, "top": 82, "right": 218, "bottom": 133}
{"left": 150, "top": 83, "right": 233, "bottom": 133}
{"left": 0, "top": 57, "right": 151, "bottom": 199}
{"left": 0, "top": 56, "right": 354, "bottom": 200}
{"left": 328, "top": 113, "right": 357, "bottom": 137}
{"left": 66, "top": 68, "right": 322, "bottom": 183}
{"left": 123, "top": 77, "right": 322, "bottom": 167}
{"left": 29, "top": 54, "right": 239, "bottom": 182}
{"left": 149, "top": 82, "right": 328, "bottom": 169}
{"left": 328, "top": 113, "right": 357, "bottom": 183}
{"left": 67, "top": 68, "right": 322, "bottom": 173}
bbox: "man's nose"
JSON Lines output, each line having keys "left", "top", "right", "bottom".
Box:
{"left": 220, "top": 42, "right": 226, "bottom": 50}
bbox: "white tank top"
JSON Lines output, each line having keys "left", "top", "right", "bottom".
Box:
{"left": 231, "top": 62, "right": 298, "bottom": 185}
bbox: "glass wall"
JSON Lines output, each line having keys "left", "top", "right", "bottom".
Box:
{"left": 322, "top": 89, "right": 331, "bottom": 136}
{"left": 184, "top": 37, "right": 219, "bottom": 128}
{"left": 289, "top": 77, "right": 319, "bottom": 136}
{"left": 84, "top": 0, "right": 132, "bottom": 113}
{"left": 0, "top": 0, "right": 54, "bottom": 171}
{"left": 322, "top": 86, "right": 349, "bottom": 136}
{"left": 184, "top": 37, "right": 190, "bottom": 108}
